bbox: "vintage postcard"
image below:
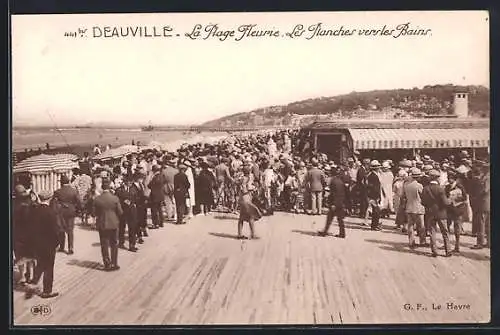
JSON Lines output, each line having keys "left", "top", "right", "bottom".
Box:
{"left": 11, "top": 11, "right": 490, "bottom": 326}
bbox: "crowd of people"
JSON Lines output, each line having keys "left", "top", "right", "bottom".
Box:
{"left": 12, "top": 128, "right": 490, "bottom": 299}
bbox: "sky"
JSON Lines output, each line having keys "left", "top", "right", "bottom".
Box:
{"left": 11, "top": 11, "right": 489, "bottom": 126}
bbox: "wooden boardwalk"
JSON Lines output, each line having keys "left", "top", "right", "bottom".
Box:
{"left": 13, "top": 213, "right": 490, "bottom": 325}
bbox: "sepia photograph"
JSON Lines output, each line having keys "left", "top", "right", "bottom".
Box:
{"left": 10, "top": 10, "right": 490, "bottom": 326}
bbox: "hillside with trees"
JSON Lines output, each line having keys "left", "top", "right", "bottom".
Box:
{"left": 202, "top": 84, "right": 489, "bottom": 127}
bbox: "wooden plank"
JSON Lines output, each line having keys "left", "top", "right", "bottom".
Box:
{"left": 13, "top": 213, "right": 490, "bottom": 325}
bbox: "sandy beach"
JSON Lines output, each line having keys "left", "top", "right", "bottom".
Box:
{"left": 12, "top": 128, "right": 231, "bottom": 152}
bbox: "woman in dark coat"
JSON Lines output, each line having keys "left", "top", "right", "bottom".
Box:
{"left": 236, "top": 168, "right": 262, "bottom": 240}
{"left": 197, "top": 161, "right": 216, "bottom": 215}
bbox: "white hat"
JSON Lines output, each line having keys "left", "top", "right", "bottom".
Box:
{"left": 398, "top": 169, "right": 408, "bottom": 178}
{"left": 370, "top": 160, "right": 381, "bottom": 168}
{"left": 410, "top": 167, "right": 422, "bottom": 177}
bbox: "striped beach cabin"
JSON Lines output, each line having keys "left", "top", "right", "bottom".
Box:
{"left": 301, "top": 118, "right": 490, "bottom": 162}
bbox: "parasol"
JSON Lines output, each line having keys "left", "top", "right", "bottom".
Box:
{"left": 94, "top": 144, "right": 139, "bottom": 161}
{"left": 13, "top": 154, "right": 79, "bottom": 174}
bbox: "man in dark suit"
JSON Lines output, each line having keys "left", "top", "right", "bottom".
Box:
{"left": 93, "top": 179, "right": 123, "bottom": 271}
{"left": 479, "top": 163, "right": 490, "bottom": 248}
{"left": 366, "top": 160, "right": 382, "bottom": 231}
{"left": 421, "top": 169, "right": 452, "bottom": 257}
{"left": 356, "top": 158, "right": 371, "bottom": 218}
{"left": 53, "top": 175, "right": 82, "bottom": 255}
{"left": 305, "top": 158, "right": 326, "bottom": 215}
{"left": 134, "top": 171, "right": 149, "bottom": 238}
{"left": 469, "top": 164, "right": 485, "bottom": 249}
{"left": 148, "top": 165, "right": 165, "bottom": 229}
{"left": 318, "top": 167, "right": 347, "bottom": 238}
{"left": 115, "top": 176, "right": 138, "bottom": 252}
{"left": 29, "top": 190, "right": 61, "bottom": 298}
{"left": 130, "top": 172, "right": 147, "bottom": 244}
{"left": 174, "top": 164, "right": 191, "bottom": 225}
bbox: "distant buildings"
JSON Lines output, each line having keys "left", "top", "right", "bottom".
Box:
{"left": 216, "top": 90, "right": 481, "bottom": 128}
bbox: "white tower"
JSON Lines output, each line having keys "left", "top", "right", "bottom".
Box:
{"left": 453, "top": 92, "right": 469, "bottom": 118}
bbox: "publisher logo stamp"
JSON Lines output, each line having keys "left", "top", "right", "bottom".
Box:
{"left": 30, "top": 304, "right": 51, "bottom": 316}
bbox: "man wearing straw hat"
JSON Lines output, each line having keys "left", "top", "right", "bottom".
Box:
{"left": 28, "top": 190, "right": 61, "bottom": 298}
{"left": 53, "top": 175, "right": 82, "bottom": 255}
{"left": 402, "top": 167, "right": 426, "bottom": 249}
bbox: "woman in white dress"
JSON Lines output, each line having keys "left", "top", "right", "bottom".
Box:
{"left": 184, "top": 160, "right": 196, "bottom": 218}
{"left": 379, "top": 161, "right": 395, "bottom": 217}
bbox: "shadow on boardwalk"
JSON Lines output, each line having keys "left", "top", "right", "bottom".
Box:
{"left": 212, "top": 214, "right": 238, "bottom": 221}
{"left": 208, "top": 232, "right": 242, "bottom": 240}
{"left": 67, "top": 259, "right": 103, "bottom": 270}
{"left": 292, "top": 229, "right": 324, "bottom": 237}
{"left": 365, "top": 238, "right": 490, "bottom": 261}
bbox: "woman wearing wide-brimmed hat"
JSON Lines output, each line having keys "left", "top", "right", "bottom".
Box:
{"left": 379, "top": 161, "right": 394, "bottom": 217}
{"left": 183, "top": 160, "right": 196, "bottom": 218}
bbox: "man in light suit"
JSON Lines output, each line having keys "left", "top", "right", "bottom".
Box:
{"left": 53, "top": 175, "right": 82, "bottom": 255}
{"left": 162, "top": 157, "right": 178, "bottom": 222}
{"left": 305, "top": 158, "right": 326, "bottom": 215}
{"left": 93, "top": 179, "right": 123, "bottom": 271}
{"left": 402, "top": 167, "right": 426, "bottom": 249}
